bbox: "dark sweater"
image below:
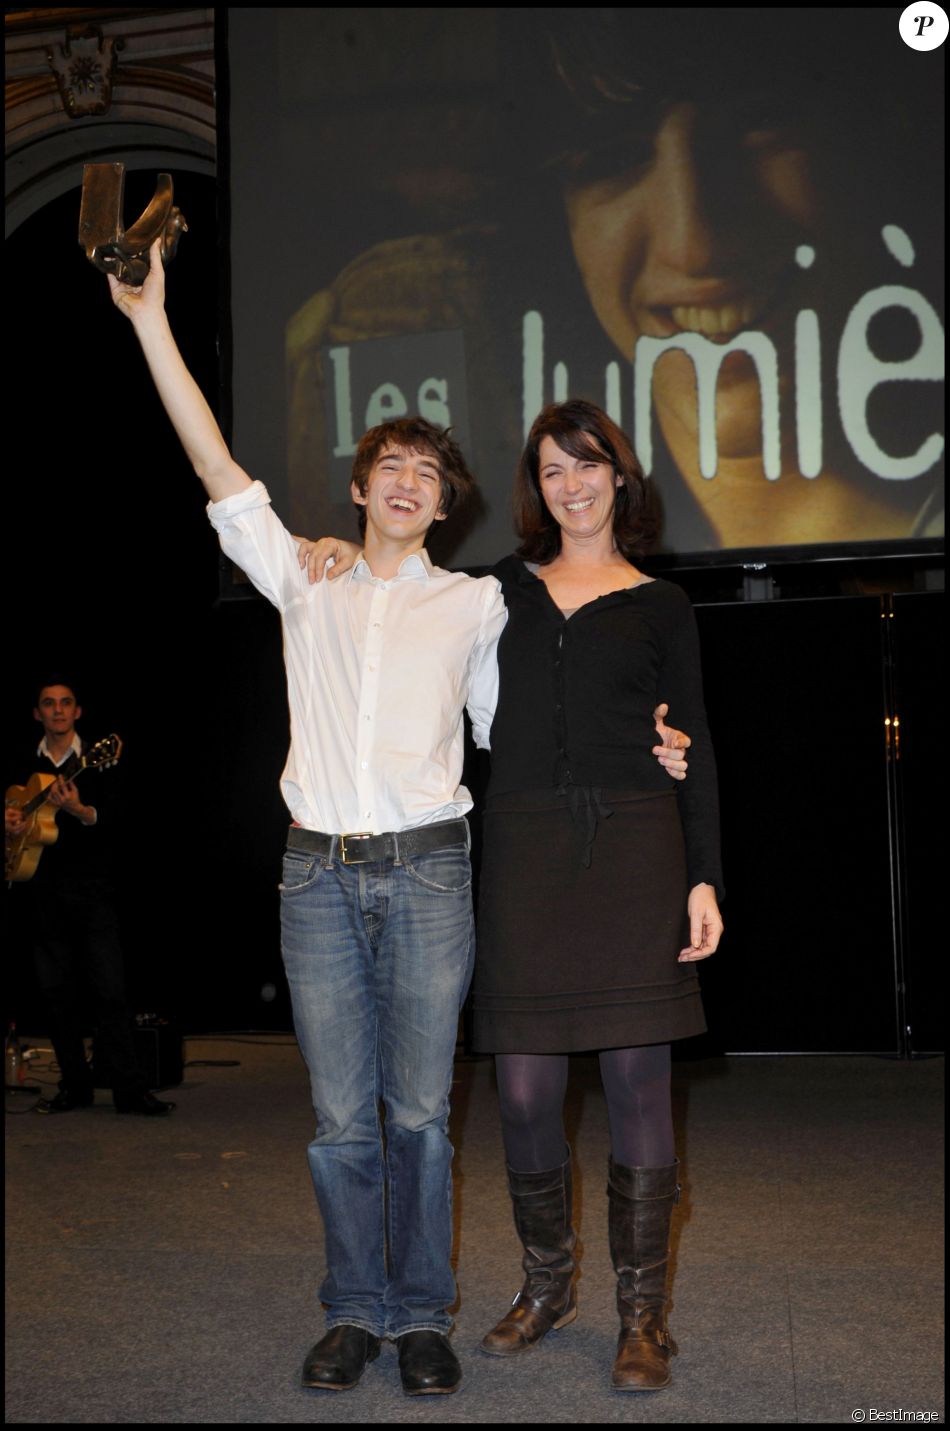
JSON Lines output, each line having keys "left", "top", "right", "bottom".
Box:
{"left": 487, "top": 555, "right": 724, "bottom": 898}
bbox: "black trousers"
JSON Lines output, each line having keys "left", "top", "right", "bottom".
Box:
{"left": 31, "top": 878, "right": 147, "bottom": 1100}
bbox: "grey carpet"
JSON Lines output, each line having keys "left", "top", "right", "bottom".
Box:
{"left": 5, "top": 1038, "right": 944, "bottom": 1424}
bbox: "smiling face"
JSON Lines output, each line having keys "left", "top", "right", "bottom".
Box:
{"left": 34, "top": 684, "right": 80, "bottom": 740}
{"left": 351, "top": 444, "right": 447, "bottom": 549}
{"left": 514, "top": 400, "right": 655, "bottom": 562}
{"left": 564, "top": 99, "right": 823, "bottom": 462}
{"left": 537, "top": 434, "right": 621, "bottom": 548}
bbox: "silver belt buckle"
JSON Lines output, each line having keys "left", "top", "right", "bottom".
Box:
{"left": 338, "top": 832, "right": 373, "bottom": 864}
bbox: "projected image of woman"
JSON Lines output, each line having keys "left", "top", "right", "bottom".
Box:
{"left": 522, "top": 7, "right": 944, "bottom": 551}
{"left": 285, "top": 7, "right": 943, "bottom": 559}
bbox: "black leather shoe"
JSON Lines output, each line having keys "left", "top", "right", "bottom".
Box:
{"left": 114, "top": 1091, "right": 176, "bottom": 1115}
{"left": 301, "top": 1325, "right": 381, "bottom": 1390}
{"left": 397, "top": 1331, "right": 462, "bottom": 1395}
{"left": 36, "top": 1087, "right": 94, "bottom": 1113}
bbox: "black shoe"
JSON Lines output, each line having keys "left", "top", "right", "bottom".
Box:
{"left": 301, "top": 1325, "right": 381, "bottom": 1390}
{"left": 36, "top": 1087, "right": 94, "bottom": 1113}
{"left": 114, "top": 1091, "right": 176, "bottom": 1116}
{"left": 397, "top": 1330, "right": 462, "bottom": 1396}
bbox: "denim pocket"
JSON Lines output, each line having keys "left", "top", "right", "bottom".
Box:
{"left": 279, "top": 850, "right": 325, "bottom": 894}
{"left": 401, "top": 845, "right": 472, "bottom": 894}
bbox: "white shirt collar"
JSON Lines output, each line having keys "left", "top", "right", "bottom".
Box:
{"left": 350, "top": 547, "right": 435, "bottom": 585}
{"left": 38, "top": 732, "right": 82, "bottom": 766}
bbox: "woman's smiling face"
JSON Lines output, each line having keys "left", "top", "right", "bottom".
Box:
{"left": 537, "top": 434, "right": 621, "bottom": 546}
{"left": 563, "top": 97, "right": 824, "bottom": 463}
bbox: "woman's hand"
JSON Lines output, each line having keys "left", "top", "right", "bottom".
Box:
{"left": 295, "top": 536, "right": 361, "bottom": 583}
{"left": 679, "top": 883, "right": 723, "bottom": 961}
{"left": 652, "top": 702, "right": 690, "bottom": 780}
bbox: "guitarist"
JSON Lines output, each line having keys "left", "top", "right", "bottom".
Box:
{"left": 5, "top": 678, "right": 174, "bottom": 1116}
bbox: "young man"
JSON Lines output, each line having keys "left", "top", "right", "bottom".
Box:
{"left": 109, "top": 242, "right": 504, "bottom": 1397}
{"left": 5, "top": 680, "right": 174, "bottom": 1116}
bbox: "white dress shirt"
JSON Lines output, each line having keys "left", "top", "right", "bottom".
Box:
{"left": 208, "top": 482, "right": 507, "bottom": 834}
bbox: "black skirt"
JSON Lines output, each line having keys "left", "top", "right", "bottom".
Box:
{"left": 471, "top": 786, "right": 707, "bottom": 1054}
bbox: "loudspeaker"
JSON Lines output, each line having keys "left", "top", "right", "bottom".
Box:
{"left": 132, "top": 1015, "right": 184, "bottom": 1089}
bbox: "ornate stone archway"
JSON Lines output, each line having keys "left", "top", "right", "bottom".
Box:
{"left": 5, "top": 8, "right": 216, "bottom": 236}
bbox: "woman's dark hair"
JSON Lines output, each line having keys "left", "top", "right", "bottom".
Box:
{"left": 350, "top": 416, "right": 476, "bottom": 537}
{"left": 514, "top": 399, "right": 657, "bottom": 563}
{"left": 504, "top": 9, "right": 904, "bottom": 181}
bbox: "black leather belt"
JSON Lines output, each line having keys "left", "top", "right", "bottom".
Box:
{"left": 287, "top": 818, "right": 468, "bottom": 865}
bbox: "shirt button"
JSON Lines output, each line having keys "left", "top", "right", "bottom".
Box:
{"left": 361, "top": 761, "right": 368, "bottom": 769}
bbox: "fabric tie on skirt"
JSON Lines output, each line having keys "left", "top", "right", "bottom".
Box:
{"left": 555, "top": 781, "right": 614, "bottom": 868}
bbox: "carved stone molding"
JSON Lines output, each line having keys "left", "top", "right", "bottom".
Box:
{"left": 5, "top": 7, "right": 216, "bottom": 233}
{"left": 46, "top": 26, "right": 124, "bottom": 120}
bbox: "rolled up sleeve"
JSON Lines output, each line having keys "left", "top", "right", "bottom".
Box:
{"left": 208, "top": 481, "right": 301, "bottom": 611}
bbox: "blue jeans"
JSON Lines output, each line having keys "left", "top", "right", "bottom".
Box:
{"left": 280, "top": 831, "right": 475, "bottom": 1339}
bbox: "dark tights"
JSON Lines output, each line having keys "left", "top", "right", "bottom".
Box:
{"left": 494, "top": 1046, "right": 675, "bottom": 1173}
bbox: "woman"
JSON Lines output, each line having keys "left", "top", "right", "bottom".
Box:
{"left": 471, "top": 399, "right": 722, "bottom": 1392}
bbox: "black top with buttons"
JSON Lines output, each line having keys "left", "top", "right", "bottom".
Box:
{"left": 487, "top": 555, "right": 723, "bottom": 898}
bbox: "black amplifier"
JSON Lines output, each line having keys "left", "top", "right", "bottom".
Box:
{"left": 132, "top": 1014, "right": 184, "bottom": 1089}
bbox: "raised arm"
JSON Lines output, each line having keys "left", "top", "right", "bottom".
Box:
{"left": 108, "top": 240, "right": 250, "bottom": 502}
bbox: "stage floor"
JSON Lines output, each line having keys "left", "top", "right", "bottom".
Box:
{"left": 5, "top": 1037, "right": 945, "bottom": 1424}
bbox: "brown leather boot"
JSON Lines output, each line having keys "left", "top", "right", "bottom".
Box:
{"left": 480, "top": 1152, "right": 577, "bottom": 1355}
{"left": 607, "top": 1157, "right": 680, "bottom": 1391}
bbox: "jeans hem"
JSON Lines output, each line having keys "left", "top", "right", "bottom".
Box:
{"left": 326, "top": 1316, "right": 386, "bottom": 1339}
{"left": 325, "top": 1317, "right": 387, "bottom": 1339}
{"left": 389, "top": 1321, "right": 455, "bottom": 1339}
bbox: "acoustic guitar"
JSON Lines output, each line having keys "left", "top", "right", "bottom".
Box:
{"left": 4, "top": 735, "right": 122, "bottom": 883}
